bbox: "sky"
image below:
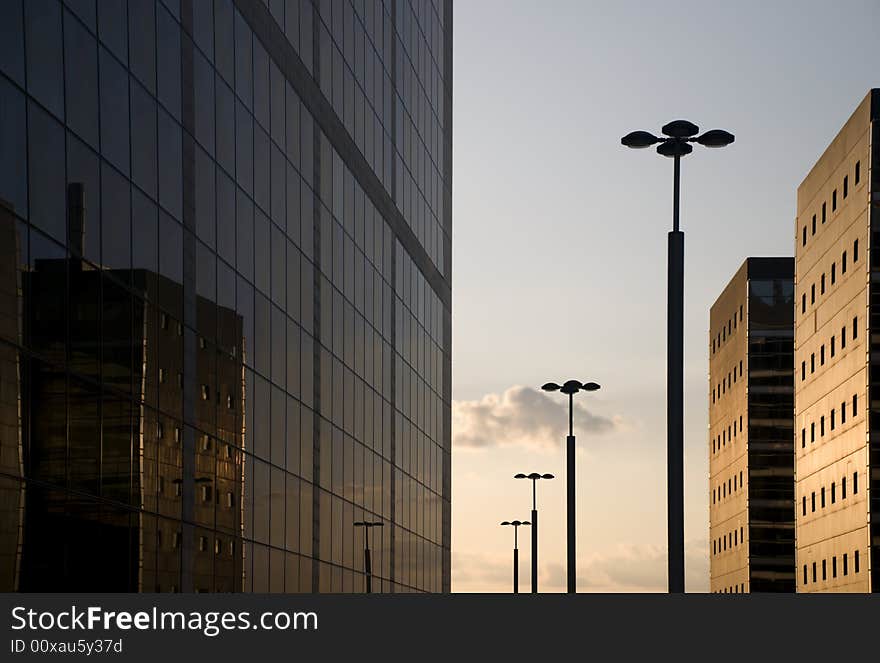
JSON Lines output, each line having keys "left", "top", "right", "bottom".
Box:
{"left": 450, "top": 0, "right": 880, "bottom": 592}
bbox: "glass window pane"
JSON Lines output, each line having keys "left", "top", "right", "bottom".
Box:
{"left": 0, "top": 77, "right": 28, "bottom": 218}
{"left": 129, "top": 80, "right": 158, "bottom": 198}
{"left": 0, "top": 0, "right": 25, "bottom": 86}
{"left": 193, "top": 48, "right": 215, "bottom": 155}
{"left": 27, "top": 102, "right": 66, "bottom": 243}
{"left": 99, "top": 46, "right": 130, "bottom": 175}
{"left": 101, "top": 161, "right": 131, "bottom": 271}
{"left": 66, "top": 132, "right": 101, "bottom": 263}
{"left": 195, "top": 145, "right": 215, "bottom": 248}
{"left": 157, "top": 4, "right": 181, "bottom": 120}
{"left": 128, "top": 0, "right": 156, "bottom": 92}
{"left": 63, "top": 8, "right": 99, "bottom": 148}
{"left": 157, "top": 109, "right": 182, "bottom": 220}
{"left": 215, "top": 74, "right": 235, "bottom": 175}
{"left": 131, "top": 186, "right": 158, "bottom": 273}
{"left": 25, "top": 0, "right": 64, "bottom": 119}
{"left": 97, "top": 0, "right": 127, "bottom": 63}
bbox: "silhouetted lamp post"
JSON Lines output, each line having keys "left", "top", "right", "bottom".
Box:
{"left": 354, "top": 521, "right": 384, "bottom": 593}
{"left": 541, "top": 379, "right": 601, "bottom": 593}
{"left": 514, "top": 472, "right": 554, "bottom": 593}
{"left": 621, "top": 121, "right": 734, "bottom": 593}
{"left": 500, "top": 520, "right": 530, "bottom": 594}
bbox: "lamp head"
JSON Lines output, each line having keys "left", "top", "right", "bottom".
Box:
{"left": 694, "top": 129, "right": 735, "bottom": 148}
{"left": 621, "top": 130, "right": 660, "bottom": 149}
{"left": 581, "top": 382, "right": 601, "bottom": 392}
{"left": 541, "top": 382, "right": 561, "bottom": 392}
{"left": 560, "top": 379, "right": 582, "bottom": 395}
{"left": 661, "top": 119, "right": 699, "bottom": 138}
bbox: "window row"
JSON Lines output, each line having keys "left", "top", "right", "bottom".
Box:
{"left": 711, "top": 415, "right": 743, "bottom": 454}
{"left": 801, "top": 160, "right": 860, "bottom": 247}
{"left": 715, "top": 583, "right": 746, "bottom": 594}
{"left": 712, "top": 470, "right": 744, "bottom": 504}
{"left": 801, "top": 472, "right": 859, "bottom": 515}
{"left": 712, "top": 525, "right": 744, "bottom": 556}
{"left": 711, "top": 304, "right": 744, "bottom": 355}
{"left": 800, "top": 241, "right": 858, "bottom": 315}
{"left": 802, "top": 550, "right": 860, "bottom": 585}
{"left": 799, "top": 394, "right": 859, "bottom": 448}
{"left": 711, "top": 360, "right": 743, "bottom": 404}
{"left": 800, "top": 319, "right": 857, "bottom": 381}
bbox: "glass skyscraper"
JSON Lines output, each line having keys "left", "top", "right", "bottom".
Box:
{"left": 0, "top": 0, "right": 451, "bottom": 593}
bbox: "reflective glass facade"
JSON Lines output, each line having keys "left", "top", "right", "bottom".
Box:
{"left": 0, "top": 0, "right": 452, "bottom": 593}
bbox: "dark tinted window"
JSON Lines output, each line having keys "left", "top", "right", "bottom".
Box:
{"left": 25, "top": 0, "right": 64, "bottom": 119}
{"left": 129, "top": 80, "right": 158, "bottom": 198}
{"left": 194, "top": 49, "right": 215, "bottom": 155}
{"left": 66, "top": 132, "right": 101, "bottom": 263}
{"left": 0, "top": 0, "right": 25, "bottom": 86}
{"left": 63, "top": 9, "right": 99, "bottom": 148}
{"left": 28, "top": 102, "right": 66, "bottom": 243}
{"left": 101, "top": 161, "right": 131, "bottom": 271}
{"left": 99, "top": 47, "right": 130, "bottom": 175}
{"left": 0, "top": 78, "right": 28, "bottom": 217}
{"left": 128, "top": 0, "right": 156, "bottom": 92}
{"left": 157, "top": 5, "right": 181, "bottom": 120}
{"left": 157, "top": 109, "right": 182, "bottom": 220}
{"left": 131, "top": 186, "right": 158, "bottom": 273}
{"left": 97, "top": 0, "right": 127, "bottom": 62}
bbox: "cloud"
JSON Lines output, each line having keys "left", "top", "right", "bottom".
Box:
{"left": 453, "top": 385, "right": 621, "bottom": 450}
{"left": 453, "top": 540, "right": 709, "bottom": 593}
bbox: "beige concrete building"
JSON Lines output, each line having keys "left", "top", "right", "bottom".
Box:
{"left": 709, "top": 258, "right": 795, "bottom": 593}
{"left": 795, "top": 89, "right": 878, "bottom": 592}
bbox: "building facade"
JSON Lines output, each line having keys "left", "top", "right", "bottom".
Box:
{"left": 0, "top": 0, "right": 451, "bottom": 592}
{"left": 795, "top": 90, "right": 877, "bottom": 593}
{"left": 709, "top": 257, "right": 795, "bottom": 593}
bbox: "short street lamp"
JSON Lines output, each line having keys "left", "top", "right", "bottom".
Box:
{"left": 541, "top": 379, "right": 601, "bottom": 593}
{"left": 500, "top": 520, "right": 530, "bottom": 594}
{"left": 514, "top": 472, "right": 554, "bottom": 593}
{"left": 354, "top": 521, "right": 384, "bottom": 593}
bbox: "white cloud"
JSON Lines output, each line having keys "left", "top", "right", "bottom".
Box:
{"left": 453, "top": 385, "right": 621, "bottom": 450}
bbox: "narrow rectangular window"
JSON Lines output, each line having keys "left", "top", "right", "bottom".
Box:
{"left": 822, "top": 559, "right": 826, "bottom": 580}
{"left": 801, "top": 361, "right": 805, "bottom": 380}
{"left": 843, "top": 175, "right": 848, "bottom": 199}
{"left": 802, "top": 293, "right": 806, "bottom": 314}
{"left": 853, "top": 471, "right": 858, "bottom": 494}
{"left": 841, "top": 326, "right": 847, "bottom": 348}
{"left": 821, "top": 273, "right": 826, "bottom": 294}
{"left": 821, "top": 486, "right": 825, "bottom": 507}
{"left": 855, "top": 160, "right": 861, "bottom": 185}
{"left": 842, "top": 250, "right": 847, "bottom": 273}
{"left": 820, "top": 416, "right": 825, "bottom": 436}
{"left": 853, "top": 393, "right": 858, "bottom": 414}
{"left": 843, "top": 553, "right": 848, "bottom": 576}
{"left": 842, "top": 401, "right": 847, "bottom": 423}
{"left": 831, "top": 409, "right": 835, "bottom": 430}
{"left": 812, "top": 562, "right": 817, "bottom": 582}
{"left": 831, "top": 336, "right": 835, "bottom": 357}
{"left": 811, "top": 284, "right": 815, "bottom": 304}
{"left": 821, "top": 345, "right": 825, "bottom": 365}
{"left": 831, "top": 262, "right": 836, "bottom": 284}
{"left": 822, "top": 202, "right": 826, "bottom": 223}
{"left": 802, "top": 495, "right": 806, "bottom": 515}
{"left": 811, "top": 491, "right": 816, "bottom": 512}
{"left": 855, "top": 550, "right": 860, "bottom": 573}
{"left": 801, "top": 428, "right": 805, "bottom": 448}
{"left": 831, "top": 481, "right": 836, "bottom": 503}
{"left": 842, "top": 475, "right": 847, "bottom": 498}
{"left": 813, "top": 215, "right": 817, "bottom": 233}
{"left": 832, "top": 556, "right": 837, "bottom": 578}
{"left": 811, "top": 422, "right": 815, "bottom": 442}
{"left": 853, "top": 316, "right": 858, "bottom": 339}
{"left": 832, "top": 189, "right": 837, "bottom": 211}
{"left": 803, "top": 565, "right": 808, "bottom": 585}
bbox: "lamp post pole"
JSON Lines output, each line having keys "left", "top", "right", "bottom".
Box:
{"left": 621, "top": 121, "right": 734, "bottom": 593}
{"left": 354, "top": 521, "right": 384, "bottom": 594}
{"left": 541, "top": 380, "right": 601, "bottom": 593}
{"left": 501, "top": 520, "right": 530, "bottom": 594}
{"left": 515, "top": 472, "right": 554, "bottom": 593}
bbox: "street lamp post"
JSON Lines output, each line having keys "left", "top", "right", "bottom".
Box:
{"left": 621, "top": 121, "right": 734, "bottom": 593}
{"left": 514, "top": 472, "right": 554, "bottom": 593}
{"left": 540, "top": 380, "right": 601, "bottom": 593}
{"left": 500, "top": 520, "right": 530, "bottom": 594}
{"left": 354, "top": 520, "right": 384, "bottom": 593}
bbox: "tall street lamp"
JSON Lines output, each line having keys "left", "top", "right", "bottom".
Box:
{"left": 500, "top": 520, "right": 530, "bottom": 594}
{"left": 541, "top": 379, "right": 601, "bottom": 593}
{"left": 514, "top": 472, "right": 554, "bottom": 593}
{"left": 621, "top": 120, "right": 734, "bottom": 593}
{"left": 354, "top": 520, "right": 384, "bottom": 593}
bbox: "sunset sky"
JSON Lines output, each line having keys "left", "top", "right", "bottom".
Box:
{"left": 450, "top": 0, "right": 880, "bottom": 592}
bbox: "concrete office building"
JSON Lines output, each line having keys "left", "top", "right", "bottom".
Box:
{"left": 0, "top": 0, "right": 451, "bottom": 592}
{"left": 709, "top": 257, "right": 795, "bottom": 593}
{"left": 795, "top": 90, "right": 877, "bottom": 593}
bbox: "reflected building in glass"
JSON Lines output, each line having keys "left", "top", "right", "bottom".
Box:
{"left": 0, "top": 0, "right": 452, "bottom": 593}
{"left": 709, "top": 257, "right": 795, "bottom": 593}
{"left": 795, "top": 90, "right": 876, "bottom": 593}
